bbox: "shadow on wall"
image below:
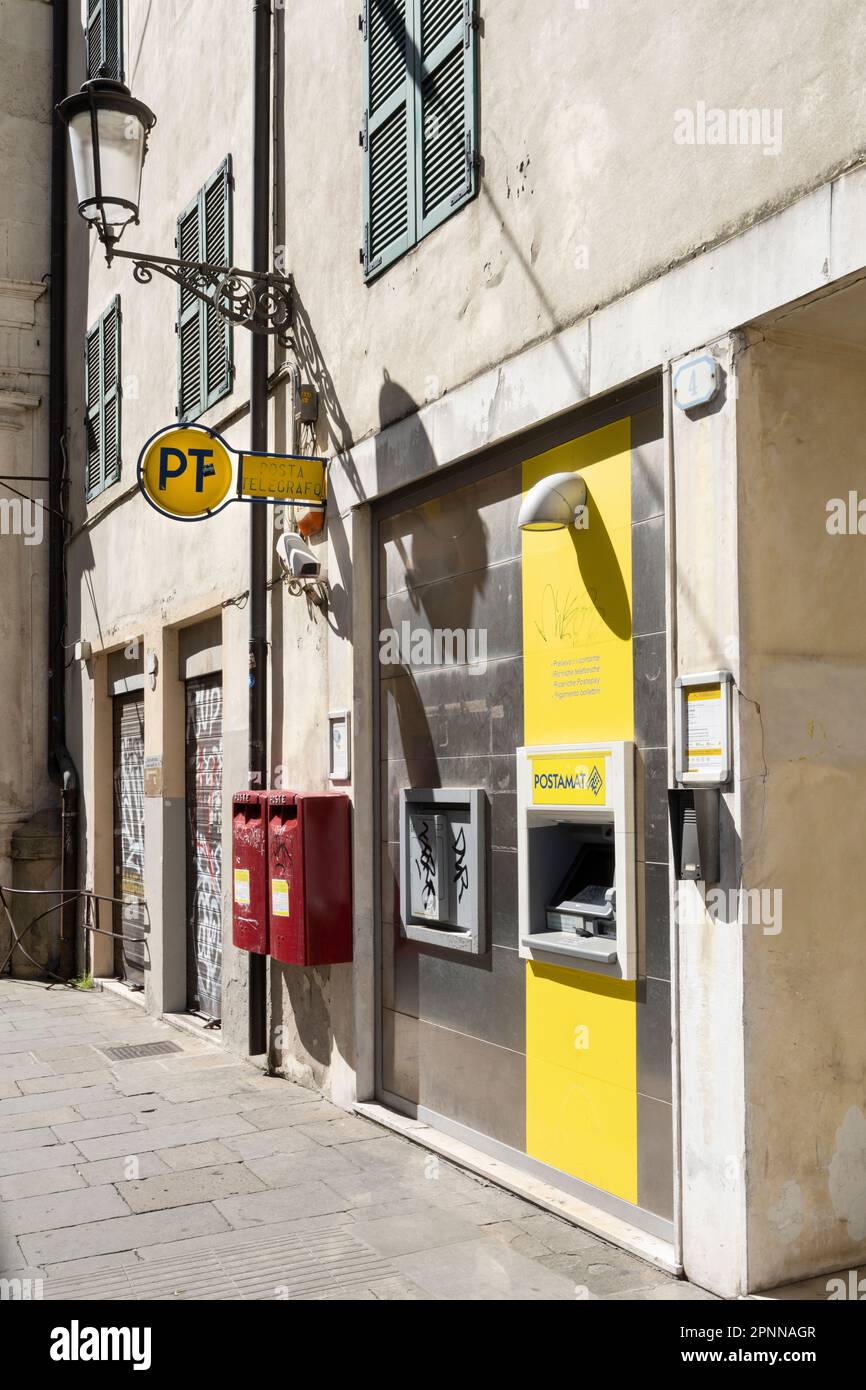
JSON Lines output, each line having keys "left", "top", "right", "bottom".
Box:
{"left": 269, "top": 958, "right": 336, "bottom": 1076}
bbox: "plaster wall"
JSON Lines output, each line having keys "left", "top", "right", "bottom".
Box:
{"left": 735, "top": 326, "right": 866, "bottom": 1291}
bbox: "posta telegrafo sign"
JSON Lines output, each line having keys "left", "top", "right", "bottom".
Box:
{"left": 137, "top": 423, "right": 327, "bottom": 522}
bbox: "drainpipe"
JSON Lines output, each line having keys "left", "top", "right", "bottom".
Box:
{"left": 49, "top": 0, "right": 79, "bottom": 981}
{"left": 248, "top": 0, "right": 271, "bottom": 1056}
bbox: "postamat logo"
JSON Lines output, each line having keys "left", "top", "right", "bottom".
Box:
{"left": 137, "top": 423, "right": 327, "bottom": 522}
{"left": 531, "top": 754, "right": 607, "bottom": 805}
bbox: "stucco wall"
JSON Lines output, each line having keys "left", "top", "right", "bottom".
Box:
{"left": 736, "top": 326, "right": 866, "bottom": 1290}
{"left": 285, "top": 0, "right": 866, "bottom": 451}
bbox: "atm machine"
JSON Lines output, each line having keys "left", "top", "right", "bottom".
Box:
{"left": 517, "top": 741, "right": 637, "bottom": 979}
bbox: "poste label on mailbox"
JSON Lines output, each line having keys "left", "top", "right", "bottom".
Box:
{"left": 138, "top": 423, "right": 327, "bottom": 522}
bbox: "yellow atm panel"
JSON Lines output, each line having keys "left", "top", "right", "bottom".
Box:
{"left": 521, "top": 417, "right": 638, "bottom": 1206}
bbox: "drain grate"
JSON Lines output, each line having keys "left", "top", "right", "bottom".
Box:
{"left": 99, "top": 1040, "right": 183, "bottom": 1062}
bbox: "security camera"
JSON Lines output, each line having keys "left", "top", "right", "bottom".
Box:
{"left": 276, "top": 531, "right": 321, "bottom": 581}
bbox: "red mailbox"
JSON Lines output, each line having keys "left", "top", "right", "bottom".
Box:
{"left": 268, "top": 792, "right": 352, "bottom": 965}
{"left": 231, "top": 791, "right": 269, "bottom": 954}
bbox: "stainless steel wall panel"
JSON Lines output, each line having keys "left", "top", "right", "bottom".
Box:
{"left": 379, "top": 557, "right": 523, "bottom": 672}
{"left": 637, "top": 976, "right": 672, "bottom": 1105}
{"left": 637, "top": 1093, "right": 674, "bottom": 1222}
{"left": 390, "top": 941, "right": 525, "bottom": 1053}
{"left": 379, "top": 465, "right": 522, "bottom": 599}
{"left": 633, "top": 631, "right": 667, "bottom": 751}
{"left": 380, "top": 656, "right": 523, "bottom": 762}
{"left": 382, "top": 1007, "right": 526, "bottom": 1151}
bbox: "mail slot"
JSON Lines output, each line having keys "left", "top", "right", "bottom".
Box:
{"left": 231, "top": 791, "right": 269, "bottom": 954}
{"left": 267, "top": 791, "right": 352, "bottom": 966}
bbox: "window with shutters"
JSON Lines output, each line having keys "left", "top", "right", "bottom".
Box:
{"left": 361, "top": 0, "right": 478, "bottom": 280}
{"left": 85, "top": 0, "right": 124, "bottom": 82}
{"left": 84, "top": 296, "right": 122, "bottom": 502}
{"left": 176, "top": 158, "right": 234, "bottom": 422}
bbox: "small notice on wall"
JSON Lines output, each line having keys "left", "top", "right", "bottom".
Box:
{"left": 686, "top": 686, "right": 724, "bottom": 771}
{"left": 675, "top": 671, "right": 733, "bottom": 786}
{"left": 233, "top": 869, "right": 250, "bottom": 907}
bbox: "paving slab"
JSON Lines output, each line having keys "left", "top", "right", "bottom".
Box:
{"left": 0, "top": 1182, "right": 130, "bottom": 1236}
{"left": 76, "top": 1152, "right": 171, "bottom": 1186}
{"left": 1, "top": 1082, "right": 118, "bottom": 1109}
{"left": 156, "top": 1140, "right": 242, "bottom": 1172}
{"left": 0, "top": 1142, "right": 82, "bottom": 1179}
{"left": 51, "top": 1115, "right": 148, "bottom": 1143}
{"left": 118, "top": 1163, "right": 266, "bottom": 1213}
{"left": 19, "top": 1201, "right": 232, "bottom": 1266}
{"left": 392, "top": 1237, "right": 582, "bottom": 1301}
{"left": 213, "top": 1181, "right": 353, "bottom": 1230}
{"left": 219, "top": 1125, "right": 319, "bottom": 1161}
{"left": 0, "top": 1106, "right": 80, "bottom": 1135}
{"left": 74, "top": 1113, "right": 257, "bottom": 1161}
{"left": 244, "top": 1147, "right": 358, "bottom": 1190}
{"left": 349, "top": 1208, "right": 482, "bottom": 1258}
{"left": 0, "top": 1166, "right": 86, "bottom": 1201}
{"left": 293, "top": 1117, "right": 382, "bottom": 1146}
{"left": 238, "top": 1100, "right": 344, "bottom": 1131}
{"left": 20, "top": 1073, "right": 121, "bottom": 1097}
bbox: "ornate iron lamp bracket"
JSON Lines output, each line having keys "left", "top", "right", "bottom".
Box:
{"left": 108, "top": 246, "right": 293, "bottom": 341}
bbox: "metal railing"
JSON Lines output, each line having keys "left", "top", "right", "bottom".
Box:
{"left": 0, "top": 886, "right": 150, "bottom": 986}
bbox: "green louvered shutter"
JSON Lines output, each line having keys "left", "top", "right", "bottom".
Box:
{"left": 176, "top": 194, "right": 203, "bottom": 420}
{"left": 202, "top": 159, "right": 233, "bottom": 410}
{"left": 176, "top": 159, "right": 233, "bottom": 421}
{"left": 415, "top": 0, "right": 477, "bottom": 238}
{"left": 101, "top": 298, "right": 121, "bottom": 488}
{"left": 362, "top": 0, "right": 415, "bottom": 279}
{"left": 86, "top": 0, "right": 124, "bottom": 82}
{"left": 84, "top": 322, "right": 102, "bottom": 499}
{"left": 85, "top": 296, "right": 122, "bottom": 501}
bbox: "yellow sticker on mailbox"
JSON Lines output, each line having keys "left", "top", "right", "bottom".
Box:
{"left": 233, "top": 869, "right": 250, "bottom": 907}
{"left": 271, "top": 878, "right": 290, "bottom": 917}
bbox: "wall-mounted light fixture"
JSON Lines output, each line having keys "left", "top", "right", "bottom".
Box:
{"left": 57, "top": 79, "right": 292, "bottom": 339}
{"left": 517, "top": 472, "right": 587, "bottom": 532}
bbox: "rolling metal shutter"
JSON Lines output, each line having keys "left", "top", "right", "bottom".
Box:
{"left": 185, "top": 675, "right": 223, "bottom": 1019}
{"left": 112, "top": 693, "right": 146, "bottom": 986}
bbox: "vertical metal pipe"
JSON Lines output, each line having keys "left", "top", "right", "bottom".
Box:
{"left": 50, "top": 0, "right": 79, "bottom": 981}
{"left": 248, "top": 0, "right": 271, "bottom": 1055}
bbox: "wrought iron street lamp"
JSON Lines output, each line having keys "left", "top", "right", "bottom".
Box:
{"left": 58, "top": 79, "right": 292, "bottom": 339}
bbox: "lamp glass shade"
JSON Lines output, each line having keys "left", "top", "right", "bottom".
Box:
{"left": 68, "top": 106, "right": 147, "bottom": 228}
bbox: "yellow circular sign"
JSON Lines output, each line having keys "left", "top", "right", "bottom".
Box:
{"left": 139, "top": 426, "right": 233, "bottom": 519}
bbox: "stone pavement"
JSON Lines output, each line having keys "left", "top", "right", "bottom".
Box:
{"left": 0, "top": 979, "right": 715, "bottom": 1301}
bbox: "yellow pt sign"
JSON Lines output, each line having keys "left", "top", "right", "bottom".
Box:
{"left": 139, "top": 425, "right": 233, "bottom": 520}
